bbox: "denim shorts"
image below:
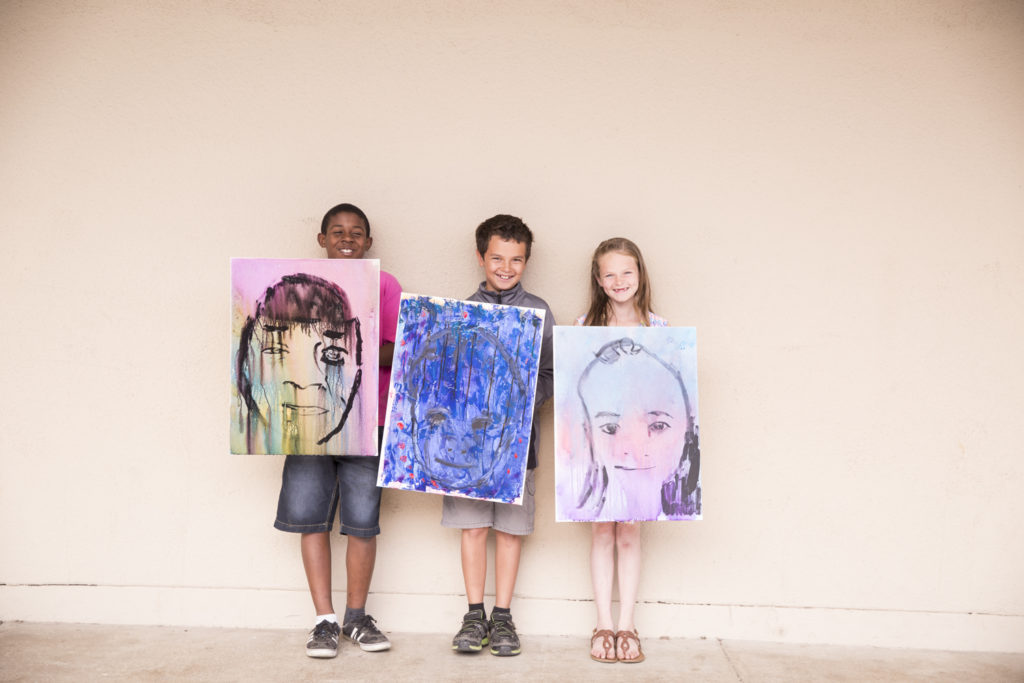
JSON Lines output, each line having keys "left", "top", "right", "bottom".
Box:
{"left": 440, "top": 469, "right": 536, "bottom": 536}
{"left": 274, "top": 453, "right": 382, "bottom": 538}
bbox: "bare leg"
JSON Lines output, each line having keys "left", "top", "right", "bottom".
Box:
{"left": 493, "top": 531, "right": 522, "bottom": 609}
{"left": 461, "top": 527, "right": 489, "bottom": 604}
{"left": 590, "top": 522, "right": 616, "bottom": 660}
{"left": 615, "top": 522, "right": 643, "bottom": 660}
{"left": 301, "top": 532, "right": 334, "bottom": 616}
{"left": 344, "top": 535, "right": 377, "bottom": 610}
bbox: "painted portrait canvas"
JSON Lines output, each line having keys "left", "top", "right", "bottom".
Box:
{"left": 378, "top": 295, "right": 545, "bottom": 504}
{"left": 230, "top": 258, "right": 379, "bottom": 456}
{"left": 554, "top": 326, "right": 701, "bottom": 522}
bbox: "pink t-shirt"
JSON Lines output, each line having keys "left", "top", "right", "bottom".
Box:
{"left": 378, "top": 270, "right": 402, "bottom": 426}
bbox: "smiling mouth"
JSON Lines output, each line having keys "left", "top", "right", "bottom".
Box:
{"left": 282, "top": 404, "right": 328, "bottom": 416}
{"left": 435, "top": 458, "right": 474, "bottom": 469}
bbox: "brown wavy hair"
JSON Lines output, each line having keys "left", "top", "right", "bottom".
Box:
{"left": 581, "top": 237, "right": 654, "bottom": 326}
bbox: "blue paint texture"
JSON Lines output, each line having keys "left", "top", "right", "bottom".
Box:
{"left": 379, "top": 295, "right": 544, "bottom": 503}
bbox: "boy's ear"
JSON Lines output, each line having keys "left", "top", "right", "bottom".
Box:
{"left": 475, "top": 248, "right": 486, "bottom": 267}
{"left": 317, "top": 232, "right": 327, "bottom": 249}
{"left": 364, "top": 235, "right": 373, "bottom": 251}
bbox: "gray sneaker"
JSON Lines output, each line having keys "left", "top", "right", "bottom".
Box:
{"left": 306, "top": 619, "right": 341, "bottom": 658}
{"left": 342, "top": 614, "right": 391, "bottom": 652}
{"left": 452, "top": 608, "right": 489, "bottom": 653}
{"left": 488, "top": 612, "right": 521, "bottom": 657}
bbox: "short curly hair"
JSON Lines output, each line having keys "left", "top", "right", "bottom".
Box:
{"left": 320, "top": 203, "right": 371, "bottom": 237}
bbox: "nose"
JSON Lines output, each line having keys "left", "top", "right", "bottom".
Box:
{"left": 617, "top": 420, "right": 648, "bottom": 460}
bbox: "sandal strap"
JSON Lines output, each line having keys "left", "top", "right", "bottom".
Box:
{"left": 615, "top": 629, "right": 643, "bottom": 657}
{"left": 592, "top": 628, "right": 616, "bottom": 657}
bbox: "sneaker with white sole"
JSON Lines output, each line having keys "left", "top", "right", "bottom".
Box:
{"left": 306, "top": 619, "right": 341, "bottom": 658}
{"left": 342, "top": 614, "right": 391, "bottom": 652}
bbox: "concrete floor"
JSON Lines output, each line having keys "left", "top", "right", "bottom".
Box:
{"left": 1, "top": 621, "right": 1023, "bottom": 682}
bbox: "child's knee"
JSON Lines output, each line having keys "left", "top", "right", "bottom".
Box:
{"left": 615, "top": 523, "right": 640, "bottom": 550}
{"left": 462, "top": 527, "right": 489, "bottom": 543}
{"left": 592, "top": 522, "right": 616, "bottom": 545}
{"left": 494, "top": 529, "right": 521, "bottom": 548}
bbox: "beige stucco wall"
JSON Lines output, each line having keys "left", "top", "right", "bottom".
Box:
{"left": 2, "top": 0, "right": 1022, "bottom": 651}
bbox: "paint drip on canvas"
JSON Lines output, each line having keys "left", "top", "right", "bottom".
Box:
{"left": 230, "top": 258, "right": 379, "bottom": 456}
{"left": 554, "top": 326, "right": 700, "bottom": 522}
{"left": 379, "top": 295, "right": 544, "bottom": 504}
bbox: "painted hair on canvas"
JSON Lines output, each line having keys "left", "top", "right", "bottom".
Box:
{"left": 235, "top": 273, "right": 363, "bottom": 446}
{"left": 574, "top": 337, "right": 700, "bottom": 518}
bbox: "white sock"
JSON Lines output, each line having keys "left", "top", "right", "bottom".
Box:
{"left": 315, "top": 613, "right": 338, "bottom": 625}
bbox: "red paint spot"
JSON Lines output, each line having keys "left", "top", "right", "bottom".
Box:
{"left": 513, "top": 453, "right": 518, "bottom": 458}
{"left": 518, "top": 438, "right": 522, "bottom": 443}
{"left": 506, "top": 469, "right": 511, "bottom": 474}
{"left": 431, "top": 480, "right": 437, "bottom": 486}
{"left": 398, "top": 443, "right": 405, "bottom": 449}
{"left": 397, "top": 422, "right": 404, "bottom": 430}
{"left": 400, "top": 456, "right": 407, "bottom": 463}
{"left": 401, "top": 339, "right": 406, "bottom": 346}
{"left": 463, "top": 312, "right": 468, "bottom": 318}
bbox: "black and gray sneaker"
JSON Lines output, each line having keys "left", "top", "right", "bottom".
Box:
{"left": 488, "top": 612, "right": 521, "bottom": 657}
{"left": 306, "top": 619, "right": 341, "bottom": 658}
{"left": 342, "top": 614, "right": 392, "bottom": 652}
{"left": 452, "top": 608, "right": 489, "bottom": 653}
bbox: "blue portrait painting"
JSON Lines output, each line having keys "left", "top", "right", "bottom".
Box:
{"left": 378, "top": 295, "right": 545, "bottom": 504}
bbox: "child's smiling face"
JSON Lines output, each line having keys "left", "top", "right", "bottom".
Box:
{"left": 596, "top": 251, "right": 639, "bottom": 304}
{"left": 318, "top": 211, "right": 373, "bottom": 259}
{"left": 477, "top": 236, "right": 527, "bottom": 292}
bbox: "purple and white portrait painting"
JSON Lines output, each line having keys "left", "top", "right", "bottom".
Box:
{"left": 230, "top": 258, "right": 379, "bottom": 456}
{"left": 554, "top": 326, "right": 701, "bottom": 522}
{"left": 378, "top": 295, "right": 544, "bottom": 504}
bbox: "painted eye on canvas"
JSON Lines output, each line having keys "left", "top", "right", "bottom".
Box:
{"left": 471, "top": 415, "right": 492, "bottom": 431}
{"left": 648, "top": 421, "right": 670, "bottom": 434}
{"left": 321, "top": 346, "right": 347, "bottom": 366}
{"left": 262, "top": 344, "right": 287, "bottom": 356}
{"left": 599, "top": 423, "right": 620, "bottom": 435}
{"left": 425, "top": 409, "right": 448, "bottom": 426}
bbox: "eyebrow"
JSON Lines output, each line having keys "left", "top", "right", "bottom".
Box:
{"left": 595, "top": 411, "right": 620, "bottom": 418}
{"left": 264, "top": 325, "right": 289, "bottom": 332}
{"left": 648, "top": 411, "right": 674, "bottom": 418}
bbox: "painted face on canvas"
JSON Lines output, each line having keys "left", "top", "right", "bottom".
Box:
{"left": 251, "top": 319, "right": 359, "bottom": 453}
{"left": 596, "top": 250, "right": 640, "bottom": 305}
{"left": 580, "top": 352, "right": 687, "bottom": 489}
{"left": 408, "top": 328, "right": 527, "bottom": 490}
{"left": 477, "top": 236, "right": 527, "bottom": 293}
{"left": 413, "top": 405, "right": 518, "bottom": 489}
{"left": 240, "top": 274, "right": 363, "bottom": 455}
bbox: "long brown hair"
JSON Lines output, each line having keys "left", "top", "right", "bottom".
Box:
{"left": 582, "top": 237, "right": 654, "bottom": 326}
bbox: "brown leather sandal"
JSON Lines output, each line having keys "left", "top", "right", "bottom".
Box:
{"left": 615, "top": 629, "right": 645, "bottom": 663}
{"left": 590, "top": 628, "right": 617, "bottom": 663}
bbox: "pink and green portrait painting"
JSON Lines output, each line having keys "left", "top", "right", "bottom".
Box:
{"left": 554, "top": 327, "right": 700, "bottom": 522}
{"left": 378, "top": 295, "right": 545, "bottom": 504}
{"left": 230, "top": 258, "right": 379, "bottom": 456}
